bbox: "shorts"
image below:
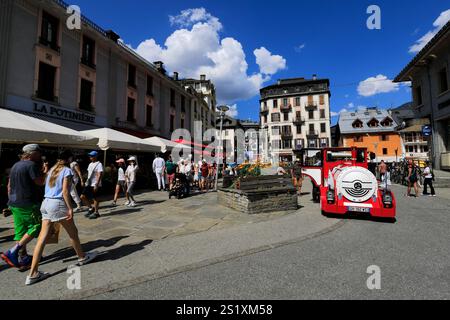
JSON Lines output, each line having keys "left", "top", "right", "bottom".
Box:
{"left": 40, "top": 198, "right": 68, "bottom": 222}
{"left": 117, "top": 180, "right": 126, "bottom": 189}
{"left": 201, "top": 176, "right": 207, "bottom": 181}
{"left": 194, "top": 174, "right": 199, "bottom": 181}
{"left": 127, "top": 181, "right": 136, "bottom": 194}
{"left": 167, "top": 173, "right": 175, "bottom": 185}
{"left": 81, "top": 186, "right": 100, "bottom": 200}
{"left": 293, "top": 175, "right": 303, "bottom": 181}
{"left": 10, "top": 205, "right": 42, "bottom": 241}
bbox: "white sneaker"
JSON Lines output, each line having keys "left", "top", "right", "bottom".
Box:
{"left": 124, "top": 201, "right": 130, "bottom": 206}
{"left": 77, "top": 251, "right": 99, "bottom": 266}
{"left": 129, "top": 202, "right": 136, "bottom": 207}
{"left": 25, "top": 271, "right": 50, "bottom": 286}
{"left": 74, "top": 207, "right": 82, "bottom": 213}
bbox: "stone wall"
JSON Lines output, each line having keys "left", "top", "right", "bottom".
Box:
{"left": 218, "top": 188, "right": 298, "bottom": 214}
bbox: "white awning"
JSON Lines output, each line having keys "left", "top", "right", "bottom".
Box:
{"left": 0, "top": 108, "right": 99, "bottom": 148}
{"left": 82, "top": 128, "right": 160, "bottom": 152}
{"left": 144, "top": 136, "right": 191, "bottom": 153}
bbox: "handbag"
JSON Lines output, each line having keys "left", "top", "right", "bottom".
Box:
{"left": 46, "top": 223, "right": 61, "bottom": 244}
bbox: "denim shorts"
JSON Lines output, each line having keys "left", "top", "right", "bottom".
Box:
{"left": 40, "top": 198, "right": 68, "bottom": 222}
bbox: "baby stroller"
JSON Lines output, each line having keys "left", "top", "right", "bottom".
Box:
{"left": 169, "top": 172, "right": 189, "bottom": 199}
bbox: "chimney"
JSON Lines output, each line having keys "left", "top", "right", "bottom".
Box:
{"left": 153, "top": 61, "right": 166, "bottom": 75}
{"left": 200, "top": 74, "right": 206, "bottom": 81}
{"left": 105, "top": 30, "right": 120, "bottom": 43}
{"left": 173, "top": 72, "right": 179, "bottom": 81}
{"left": 312, "top": 74, "right": 317, "bottom": 80}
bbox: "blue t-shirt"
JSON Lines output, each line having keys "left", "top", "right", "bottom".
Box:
{"left": 45, "top": 167, "right": 73, "bottom": 199}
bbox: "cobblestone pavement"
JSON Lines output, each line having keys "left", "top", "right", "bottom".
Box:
{"left": 0, "top": 184, "right": 316, "bottom": 262}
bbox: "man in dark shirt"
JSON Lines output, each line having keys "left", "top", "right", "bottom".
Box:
{"left": 1, "top": 144, "right": 48, "bottom": 269}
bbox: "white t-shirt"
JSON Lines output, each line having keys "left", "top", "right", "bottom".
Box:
{"left": 70, "top": 161, "right": 80, "bottom": 183}
{"left": 125, "top": 165, "right": 138, "bottom": 183}
{"left": 424, "top": 167, "right": 433, "bottom": 179}
{"left": 153, "top": 157, "right": 165, "bottom": 172}
{"left": 117, "top": 167, "right": 126, "bottom": 182}
{"left": 87, "top": 161, "right": 104, "bottom": 187}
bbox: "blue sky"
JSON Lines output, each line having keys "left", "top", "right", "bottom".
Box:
{"left": 73, "top": 0, "right": 450, "bottom": 124}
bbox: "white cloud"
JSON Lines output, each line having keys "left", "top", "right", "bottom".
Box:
{"left": 254, "top": 47, "right": 286, "bottom": 75}
{"left": 357, "top": 75, "right": 399, "bottom": 97}
{"left": 225, "top": 104, "right": 239, "bottom": 118}
{"left": 331, "top": 103, "right": 367, "bottom": 117}
{"left": 409, "top": 9, "right": 450, "bottom": 53}
{"left": 294, "top": 43, "right": 306, "bottom": 53}
{"left": 135, "top": 8, "right": 286, "bottom": 105}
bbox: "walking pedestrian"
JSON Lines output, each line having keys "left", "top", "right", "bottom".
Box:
{"left": 291, "top": 160, "right": 303, "bottom": 195}
{"left": 407, "top": 160, "right": 419, "bottom": 197}
{"left": 152, "top": 154, "right": 166, "bottom": 191}
{"left": 200, "top": 160, "right": 209, "bottom": 191}
{"left": 81, "top": 151, "right": 103, "bottom": 219}
{"left": 193, "top": 161, "right": 200, "bottom": 189}
{"left": 70, "top": 158, "right": 84, "bottom": 212}
{"left": 378, "top": 160, "right": 387, "bottom": 182}
{"left": 112, "top": 158, "right": 126, "bottom": 206}
{"left": 125, "top": 156, "right": 138, "bottom": 207}
{"left": 422, "top": 161, "right": 436, "bottom": 197}
{"left": 165, "top": 156, "right": 177, "bottom": 191}
{"left": 25, "top": 150, "right": 98, "bottom": 285}
{"left": 1, "top": 144, "right": 48, "bottom": 269}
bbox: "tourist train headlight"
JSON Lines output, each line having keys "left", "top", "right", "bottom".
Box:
{"left": 382, "top": 191, "right": 393, "bottom": 208}
{"left": 327, "top": 189, "right": 335, "bottom": 204}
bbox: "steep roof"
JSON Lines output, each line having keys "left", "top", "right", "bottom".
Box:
{"left": 338, "top": 108, "right": 398, "bottom": 134}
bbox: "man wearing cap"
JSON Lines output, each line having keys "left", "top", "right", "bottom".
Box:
{"left": 1, "top": 144, "right": 49, "bottom": 269}
{"left": 81, "top": 151, "right": 104, "bottom": 219}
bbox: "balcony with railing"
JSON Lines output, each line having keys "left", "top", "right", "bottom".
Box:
{"left": 260, "top": 107, "right": 269, "bottom": 115}
{"left": 38, "top": 37, "right": 60, "bottom": 53}
{"left": 293, "top": 117, "right": 305, "bottom": 125}
{"left": 81, "top": 56, "right": 96, "bottom": 70}
{"left": 305, "top": 103, "right": 318, "bottom": 111}
{"left": 307, "top": 130, "right": 319, "bottom": 138}
{"left": 281, "top": 131, "right": 293, "bottom": 139}
{"left": 280, "top": 104, "right": 292, "bottom": 113}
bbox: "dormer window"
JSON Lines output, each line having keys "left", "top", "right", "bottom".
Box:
{"left": 381, "top": 117, "right": 393, "bottom": 127}
{"left": 352, "top": 119, "right": 363, "bottom": 128}
{"left": 367, "top": 118, "right": 379, "bottom": 128}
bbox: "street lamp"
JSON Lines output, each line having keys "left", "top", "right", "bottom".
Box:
{"left": 215, "top": 105, "right": 230, "bottom": 191}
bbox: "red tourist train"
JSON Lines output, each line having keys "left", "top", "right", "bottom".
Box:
{"left": 298, "top": 147, "right": 396, "bottom": 219}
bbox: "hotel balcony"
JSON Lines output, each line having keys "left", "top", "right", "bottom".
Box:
{"left": 305, "top": 103, "right": 318, "bottom": 111}
{"left": 307, "top": 130, "right": 319, "bottom": 138}
{"left": 280, "top": 104, "right": 292, "bottom": 113}
{"left": 293, "top": 117, "right": 305, "bottom": 125}
{"left": 281, "top": 131, "right": 293, "bottom": 139}
{"left": 260, "top": 107, "right": 269, "bottom": 116}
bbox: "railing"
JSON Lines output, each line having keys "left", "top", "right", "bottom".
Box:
{"left": 280, "top": 104, "right": 292, "bottom": 112}
{"left": 39, "top": 37, "right": 60, "bottom": 53}
{"left": 80, "top": 57, "right": 96, "bottom": 70}
{"left": 305, "top": 103, "right": 318, "bottom": 111}
{"left": 307, "top": 130, "right": 319, "bottom": 137}
{"left": 293, "top": 117, "right": 305, "bottom": 125}
{"left": 281, "top": 131, "right": 293, "bottom": 139}
{"left": 260, "top": 107, "right": 269, "bottom": 114}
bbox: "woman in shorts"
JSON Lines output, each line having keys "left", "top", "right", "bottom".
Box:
{"left": 26, "top": 150, "right": 98, "bottom": 286}
{"left": 112, "top": 159, "right": 126, "bottom": 206}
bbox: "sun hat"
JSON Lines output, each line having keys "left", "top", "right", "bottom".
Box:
{"left": 128, "top": 156, "right": 136, "bottom": 162}
{"left": 88, "top": 151, "right": 98, "bottom": 157}
{"left": 22, "top": 144, "right": 42, "bottom": 154}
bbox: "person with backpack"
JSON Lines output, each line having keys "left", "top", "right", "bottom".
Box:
{"left": 125, "top": 156, "right": 138, "bottom": 207}
{"left": 407, "top": 160, "right": 419, "bottom": 197}
{"left": 422, "top": 161, "right": 436, "bottom": 197}
{"left": 165, "top": 156, "right": 177, "bottom": 191}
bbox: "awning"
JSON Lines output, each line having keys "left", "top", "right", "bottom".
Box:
{"left": 82, "top": 128, "right": 160, "bottom": 152}
{"left": 144, "top": 137, "right": 191, "bottom": 153}
{"left": 0, "top": 108, "right": 98, "bottom": 148}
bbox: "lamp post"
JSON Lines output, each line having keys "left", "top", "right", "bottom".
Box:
{"left": 215, "top": 105, "right": 230, "bottom": 191}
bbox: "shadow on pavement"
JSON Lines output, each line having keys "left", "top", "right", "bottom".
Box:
{"left": 0, "top": 229, "right": 14, "bottom": 244}
{"left": 94, "top": 239, "right": 153, "bottom": 262}
{"left": 40, "top": 236, "right": 129, "bottom": 266}
{"left": 323, "top": 212, "right": 397, "bottom": 224}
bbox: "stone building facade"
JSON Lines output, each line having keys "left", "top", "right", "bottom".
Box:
{"left": 259, "top": 76, "right": 332, "bottom": 163}
{"left": 0, "top": 0, "right": 215, "bottom": 141}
